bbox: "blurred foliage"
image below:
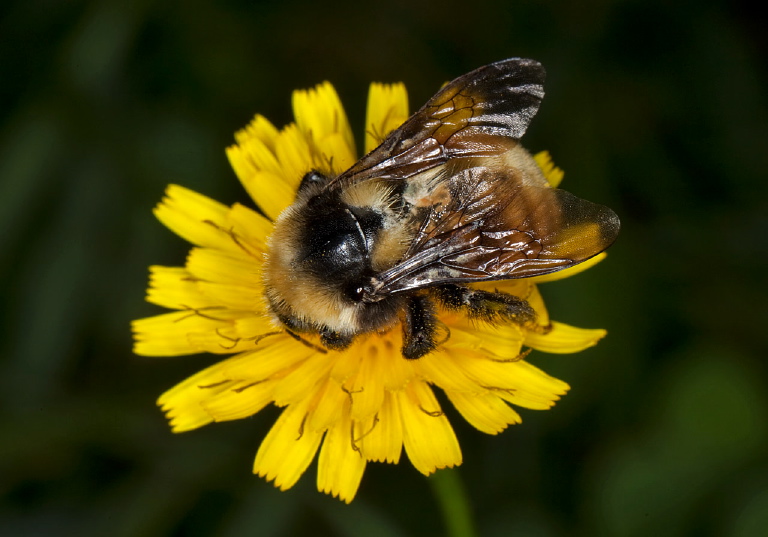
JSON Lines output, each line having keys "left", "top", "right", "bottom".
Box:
{"left": 1, "top": 0, "right": 767, "bottom": 535}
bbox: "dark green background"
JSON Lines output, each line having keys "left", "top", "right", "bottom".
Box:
{"left": 2, "top": 0, "right": 766, "bottom": 535}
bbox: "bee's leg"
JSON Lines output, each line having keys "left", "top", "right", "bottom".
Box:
{"left": 402, "top": 295, "right": 438, "bottom": 360}
{"left": 277, "top": 314, "right": 343, "bottom": 353}
{"left": 320, "top": 328, "right": 354, "bottom": 351}
{"left": 433, "top": 284, "right": 536, "bottom": 325}
{"left": 284, "top": 330, "right": 330, "bottom": 354}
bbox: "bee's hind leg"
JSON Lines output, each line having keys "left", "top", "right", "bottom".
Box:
{"left": 433, "top": 284, "right": 537, "bottom": 325}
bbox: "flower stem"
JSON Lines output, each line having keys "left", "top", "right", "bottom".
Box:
{"left": 428, "top": 468, "right": 478, "bottom": 537}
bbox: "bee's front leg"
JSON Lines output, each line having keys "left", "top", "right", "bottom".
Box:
{"left": 320, "top": 328, "right": 354, "bottom": 351}
{"left": 401, "top": 295, "right": 438, "bottom": 360}
{"left": 433, "top": 284, "right": 536, "bottom": 325}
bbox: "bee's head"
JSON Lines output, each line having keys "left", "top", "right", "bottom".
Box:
{"left": 298, "top": 194, "right": 379, "bottom": 290}
{"left": 263, "top": 188, "right": 393, "bottom": 336}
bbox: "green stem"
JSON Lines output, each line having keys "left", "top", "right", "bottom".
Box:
{"left": 428, "top": 468, "right": 478, "bottom": 537}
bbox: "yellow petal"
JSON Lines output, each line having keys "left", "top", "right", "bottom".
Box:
{"left": 183, "top": 250, "right": 266, "bottom": 311}
{"left": 253, "top": 400, "right": 324, "bottom": 491}
{"left": 244, "top": 172, "right": 297, "bottom": 222}
{"left": 328, "top": 345, "right": 363, "bottom": 385}
{"left": 158, "top": 354, "right": 241, "bottom": 406}
{"left": 316, "top": 133, "right": 357, "bottom": 175}
{"left": 345, "top": 345, "right": 387, "bottom": 421}
{"left": 525, "top": 284, "right": 550, "bottom": 325}
{"left": 163, "top": 404, "right": 215, "bottom": 433}
{"left": 226, "top": 203, "right": 273, "bottom": 252}
{"left": 153, "top": 185, "right": 234, "bottom": 250}
{"left": 228, "top": 135, "right": 279, "bottom": 181}
{"left": 157, "top": 353, "right": 255, "bottom": 431}
{"left": 445, "top": 390, "right": 521, "bottom": 434}
{"left": 132, "top": 310, "right": 235, "bottom": 356}
{"left": 307, "top": 378, "right": 347, "bottom": 432}
{"left": 525, "top": 321, "right": 607, "bottom": 353}
{"left": 317, "top": 407, "right": 367, "bottom": 503}
{"left": 202, "top": 378, "right": 277, "bottom": 422}
{"left": 416, "top": 347, "right": 494, "bottom": 393}
{"left": 186, "top": 314, "right": 276, "bottom": 355}
{"left": 365, "top": 82, "right": 408, "bottom": 153}
{"left": 529, "top": 252, "right": 607, "bottom": 283}
{"left": 533, "top": 150, "right": 564, "bottom": 187}
{"left": 145, "top": 266, "right": 217, "bottom": 310}
{"left": 185, "top": 247, "right": 262, "bottom": 286}
{"left": 272, "top": 351, "right": 335, "bottom": 406}
{"left": 233, "top": 114, "right": 279, "bottom": 150}
{"left": 195, "top": 282, "right": 263, "bottom": 312}
{"left": 360, "top": 391, "right": 402, "bottom": 464}
{"left": 495, "top": 386, "right": 565, "bottom": 410}
{"left": 292, "top": 82, "right": 355, "bottom": 162}
{"left": 463, "top": 324, "right": 527, "bottom": 361}
{"left": 353, "top": 332, "right": 419, "bottom": 391}
{"left": 474, "top": 358, "right": 569, "bottom": 411}
{"left": 220, "top": 334, "right": 314, "bottom": 380}
{"left": 398, "top": 382, "right": 462, "bottom": 475}
{"left": 446, "top": 350, "right": 568, "bottom": 408}
{"left": 227, "top": 114, "right": 300, "bottom": 222}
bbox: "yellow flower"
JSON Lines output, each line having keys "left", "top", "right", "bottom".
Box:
{"left": 132, "top": 81, "right": 608, "bottom": 503}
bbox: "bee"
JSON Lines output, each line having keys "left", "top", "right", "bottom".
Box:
{"left": 264, "top": 58, "right": 620, "bottom": 359}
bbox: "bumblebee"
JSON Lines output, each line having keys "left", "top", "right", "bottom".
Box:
{"left": 264, "top": 58, "right": 619, "bottom": 359}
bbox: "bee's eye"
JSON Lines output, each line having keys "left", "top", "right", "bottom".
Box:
{"left": 298, "top": 170, "right": 328, "bottom": 194}
{"left": 352, "top": 286, "right": 366, "bottom": 301}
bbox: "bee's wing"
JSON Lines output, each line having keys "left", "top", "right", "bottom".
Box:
{"left": 368, "top": 166, "right": 620, "bottom": 295}
{"left": 327, "top": 57, "right": 618, "bottom": 295}
{"left": 331, "top": 58, "right": 545, "bottom": 186}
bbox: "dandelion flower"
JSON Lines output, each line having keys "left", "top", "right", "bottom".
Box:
{"left": 133, "top": 78, "right": 611, "bottom": 503}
